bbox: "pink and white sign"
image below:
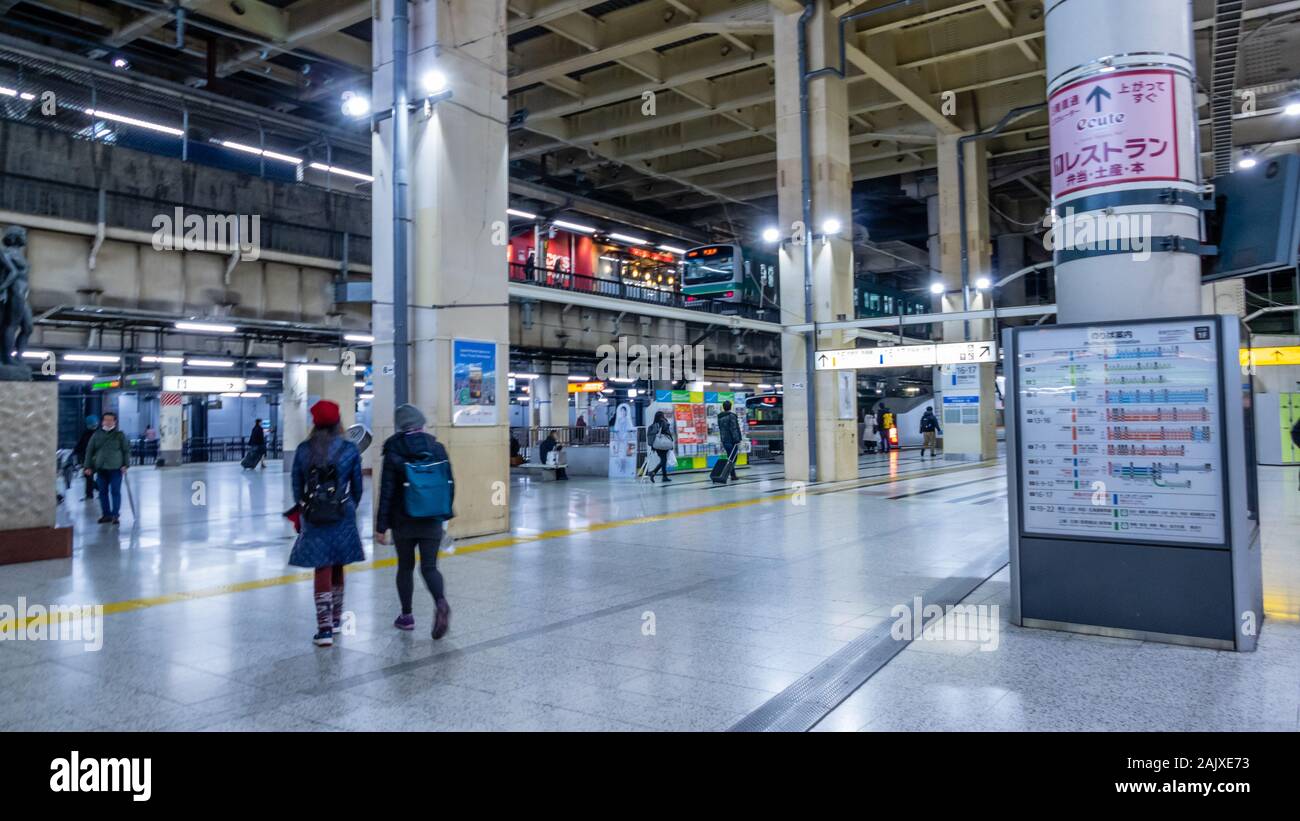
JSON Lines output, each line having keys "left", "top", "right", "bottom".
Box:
{"left": 1049, "top": 69, "right": 1181, "bottom": 198}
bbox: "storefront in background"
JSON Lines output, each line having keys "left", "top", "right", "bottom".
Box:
{"left": 596, "top": 245, "right": 679, "bottom": 293}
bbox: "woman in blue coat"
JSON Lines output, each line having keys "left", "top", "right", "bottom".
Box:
{"left": 289, "top": 400, "right": 365, "bottom": 647}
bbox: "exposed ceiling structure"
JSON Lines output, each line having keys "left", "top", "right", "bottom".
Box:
{"left": 3, "top": 0, "right": 1300, "bottom": 243}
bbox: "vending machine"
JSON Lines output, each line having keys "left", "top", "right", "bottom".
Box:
{"left": 1004, "top": 315, "right": 1263, "bottom": 650}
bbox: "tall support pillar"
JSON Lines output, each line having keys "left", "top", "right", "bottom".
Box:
{"left": 774, "top": 0, "right": 858, "bottom": 482}
{"left": 371, "top": 0, "right": 510, "bottom": 538}
{"left": 1047, "top": 0, "right": 1203, "bottom": 322}
{"left": 283, "top": 345, "right": 354, "bottom": 470}
{"left": 157, "top": 353, "right": 184, "bottom": 466}
{"left": 537, "top": 362, "right": 568, "bottom": 429}
{"left": 936, "top": 133, "right": 996, "bottom": 460}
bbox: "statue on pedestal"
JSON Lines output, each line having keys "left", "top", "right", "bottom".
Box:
{"left": 0, "top": 225, "right": 34, "bottom": 381}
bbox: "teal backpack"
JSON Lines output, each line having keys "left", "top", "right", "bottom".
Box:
{"left": 403, "top": 453, "right": 453, "bottom": 520}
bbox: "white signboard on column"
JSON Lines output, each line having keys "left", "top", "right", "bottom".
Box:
{"left": 815, "top": 341, "right": 996, "bottom": 370}
{"left": 1049, "top": 69, "right": 1180, "bottom": 198}
{"left": 1014, "top": 319, "right": 1225, "bottom": 545}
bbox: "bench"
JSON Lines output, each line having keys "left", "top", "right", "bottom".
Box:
{"left": 515, "top": 463, "right": 562, "bottom": 481}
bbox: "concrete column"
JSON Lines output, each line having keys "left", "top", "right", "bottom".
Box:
{"left": 537, "top": 361, "right": 568, "bottom": 428}
{"left": 936, "top": 133, "right": 996, "bottom": 460}
{"left": 282, "top": 346, "right": 354, "bottom": 468}
{"left": 774, "top": 0, "right": 858, "bottom": 482}
{"left": 371, "top": 0, "right": 510, "bottom": 538}
{"left": 157, "top": 354, "right": 184, "bottom": 466}
{"left": 1046, "top": 0, "right": 1202, "bottom": 323}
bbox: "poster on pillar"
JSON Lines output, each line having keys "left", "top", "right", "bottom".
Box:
{"left": 1049, "top": 69, "right": 1180, "bottom": 198}
{"left": 451, "top": 339, "right": 498, "bottom": 427}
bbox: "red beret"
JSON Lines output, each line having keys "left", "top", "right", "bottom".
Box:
{"left": 310, "top": 400, "right": 341, "bottom": 428}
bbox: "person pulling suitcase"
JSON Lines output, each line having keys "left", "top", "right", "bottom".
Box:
{"left": 716, "top": 400, "right": 743, "bottom": 483}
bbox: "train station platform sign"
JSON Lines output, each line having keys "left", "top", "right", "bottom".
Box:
{"left": 813, "top": 341, "right": 996, "bottom": 371}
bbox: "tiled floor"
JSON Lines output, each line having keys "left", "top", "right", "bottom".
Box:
{"left": 1, "top": 451, "right": 1296, "bottom": 731}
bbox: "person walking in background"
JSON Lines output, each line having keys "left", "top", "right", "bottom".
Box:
{"left": 83, "top": 411, "right": 130, "bottom": 524}
{"left": 575, "top": 414, "right": 587, "bottom": 443}
{"left": 376, "top": 403, "right": 454, "bottom": 639}
{"left": 289, "top": 400, "right": 365, "bottom": 648}
{"left": 919, "top": 406, "right": 942, "bottom": 457}
{"left": 717, "top": 399, "right": 742, "bottom": 481}
{"left": 646, "top": 410, "right": 674, "bottom": 484}
{"left": 874, "top": 403, "right": 891, "bottom": 453}
{"left": 248, "top": 418, "right": 267, "bottom": 468}
{"left": 143, "top": 424, "right": 158, "bottom": 462}
{"left": 73, "top": 415, "right": 98, "bottom": 501}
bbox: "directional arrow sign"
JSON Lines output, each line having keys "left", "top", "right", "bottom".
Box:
{"left": 1085, "top": 84, "right": 1111, "bottom": 113}
{"left": 814, "top": 341, "right": 996, "bottom": 370}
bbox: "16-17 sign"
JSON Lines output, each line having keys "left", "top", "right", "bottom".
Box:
{"left": 814, "top": 341, "right": 996, "bottom": 371}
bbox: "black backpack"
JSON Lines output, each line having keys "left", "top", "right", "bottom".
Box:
{"left": 303, "top": 463, "right": 347, "bottom": 525}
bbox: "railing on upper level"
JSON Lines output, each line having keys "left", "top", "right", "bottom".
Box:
{"left": 508, "top": 262, "right": 783, "bottom": 322}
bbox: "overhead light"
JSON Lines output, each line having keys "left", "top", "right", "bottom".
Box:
{"left": 1238, "top": 153, "right": 1258, "bottom": 169}
{"left": 608, "top": 232, "right": 648, "bottom": 245}
{"left": 507, "top": 208, "right": 538, "bottom": 220}
{"left": 220, "top": 392, "right": 241, "bottom": 398}
{"left": 256, "top": 361, "right": 286, "bottom": 369}
{"left": 518, "top": 396, "right": 531, "bottom": 403}
{"left": 567, "top": 374, "right": 593, "bottom": 382}
{"left": 246, "top": 379, "right": 269, "bottom": 386}
{"left": 359, "top": 393, "right": 375, "bottom": 400}
{"left": 728, "top": 382, "right": 744, "bottom": 388}
{"left": 354, "top": 381, "right": 366, "bottom": 388}
{"left": 553, "top": 220, "right": 596, "bottom": 234}
{"left": 513, "top": 372, "right": 540, "bottom": 380}
{"left": 239, "top": 392, "right": 262, "bottom": 398}
{"left": 64, "top": 353, "right": 120, "bottom": 363}
{"left": 627, "top": 389, "right": 638, "bottom": 398}
{"left": 21, "top": 350, "right": 52, "bottom": 359}
{"left": 86, "top": 109, "right": 183, "bottom": 137}
{"left": 762, "top": 227, "right": 780, "bottom": 243}
{"left": 822, "top": 218, "right": 841, "bottom": 236}
{"left": 141, "top": 355, "right": 184, "bottom": 364}
{"left": 341, "top": 91, "right": 370, "bottom": 118}
{"left": 422, "top": 70, "right": 448, "bottom": 94}
{"left": 303, "top": 363, "right": 337, "bottom": 372}
{"left": 220, "top": 140, "right": 302, "bottom": 165}
{"left": 59, "top": 373, "right": 96, "bottom": 382}
{"left": 176, "top": 321, "right": 237, "bottom": 334}
{"left": 343, "top": 333, "right": 374, "bottom": 343}
{"left": 1286, "top": 102, "right": 1300, "bottom": 117}
{"left": 658, "top": 245, "right": 687, "bottom": 255}
{"left": 308, "top": 162, "right": 373, "bottom": 182}
{"left": 775, "top": 384, "right": 782, "bottom": 389}
{"left": 930, "top": 282, "right": 945, "bottom": 295}
{"left": 187, "top": 358, "right": 235, "bottom": 368}
{"left": 611, "top": 377, "right": 635, "bottom": 384}
{"left": 975, "top": 276, "right": 992, "bottom": 290}
{"left": 758, "top": 383, "right": 773, "bottom": 389}
{"left": 112, "top": 57, "right": 130, "bottom": 70}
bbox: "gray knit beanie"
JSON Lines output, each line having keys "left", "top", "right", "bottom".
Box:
{"left": 394, "top": 403, "right": 426, "bottom": 432}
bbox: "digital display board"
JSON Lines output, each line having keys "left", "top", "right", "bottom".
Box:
{"left": 1015, "top": 319, "right": 1226, "bottom": 546}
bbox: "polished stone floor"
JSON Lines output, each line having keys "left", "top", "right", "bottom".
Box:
{"left": 1, "top": 450, "right": 1296, "bottom": 731}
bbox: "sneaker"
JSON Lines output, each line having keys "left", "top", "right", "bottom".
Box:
{"left": 313, "top": 629, "right": 334, "bottom": 647}
{"left": 662, "top": 477, "right": 672, "bottom": 483}
{"left": 97, "top": 515, "right": 110, "bottom": 524}
{"left": 393, "top": 613, "right": 415, "bottom": 631}
{"left": 432, "top": 600, "right": 451, "bottom": 640}
{"left": 111, "top": 516, "right": 120, "bottom": 525}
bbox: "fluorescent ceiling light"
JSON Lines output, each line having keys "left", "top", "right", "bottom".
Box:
{"left": 188, "top": 358, "right": 235, "bottom": 368}
{"left": 86, "top": 108, "right": 184, "bottom": 137}
{"left": 59, "top": 373, "right": 96, "bottom": 381}
{"left": 141, "top": 355, "right": 184, "bottom": 364}
{"left": 239, "top": 392, "right": 262, "bottom": 398}
{"left": 359, "top": 393, "right": 375, "bottom": 400}
{"left": 220, "top": 141, "right": 302, "bottom": 165}
{"left": 728, "top": 382, "right": 744, "bottom": 388}
{"left": 758, "top": 384, "right": 773, "bottom": 389}
{"left": 64, "top": 353, "right": 120, "bottom": 363}
{"left": 256, "top": 361, "right": 286, "bottom": 369}
{"left": 610, "top": 377, "right": 635, "bottom": 384}
{"left": 246, "top": 379, "right": 269, "bottom": 386}
{"left": 21, "top": 350, "right": 52, "bottom": 359}
{"left": 553, "top": 220, "right": 596, "bottom": 234}
{"left": 175, "top": 321, "right": 237, "bottom": 334}
{"left": 308, "top": 162, "right": 373, "bottom": 182}
{"left": 220, "top": 392, "right": 241, "bottom": 397}
{"left": 567, "top": 374, "right": 592, "bottom": 382}
{"left": 512, "top": 372, "right": 540, "bottom": 380}
{"left": 343, "top": 333, "right": 374, "bottom": 343}
{"left": 303, "top": 364, "right": 337, "bottom": 372}
{"left": 608, "top": 232, "right": 647, "bottom": 245}
{"left": 658, "top": 245, "right": 687, "bottom": 255}
{"left": 354, "top": 381, "right": 366, "bottom": 388}
{"left": 507, "top": 208, "right": 538, "bottom": 219}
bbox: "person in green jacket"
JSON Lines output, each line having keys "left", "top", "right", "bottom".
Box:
{"left": 83, "top": 411, "right": 131, "bottom": 524}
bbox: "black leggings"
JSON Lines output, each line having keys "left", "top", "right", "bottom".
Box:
{"left": 648, "top": 449, "right": 671, "bottom": 479}
{"left": 395, "top": 534, "right": 445, "bottom": 614}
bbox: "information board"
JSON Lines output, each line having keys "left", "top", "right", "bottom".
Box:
{"left": 1015, "top": 319, "right": 1225, "bottom": 546}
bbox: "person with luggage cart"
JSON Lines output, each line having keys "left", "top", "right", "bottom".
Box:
{"left": 714, "top": 400, "right": 742, "bottom": 484}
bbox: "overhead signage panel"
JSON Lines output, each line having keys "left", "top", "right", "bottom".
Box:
{"left": 162, "top": 375, "right": 247, "bottom": 394}
{"left": 814, "top": 341, "right": 996, "bottom": 371}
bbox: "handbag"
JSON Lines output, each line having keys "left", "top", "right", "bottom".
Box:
{"left": 666, "top": 451, "right": 678, "bottom": 468}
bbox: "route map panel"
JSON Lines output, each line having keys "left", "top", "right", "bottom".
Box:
{"left": 1015, "top": 320, "right": 1225, "bottom": 546}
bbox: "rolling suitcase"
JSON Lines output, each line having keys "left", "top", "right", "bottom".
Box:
{"left": 710, "top": 444, "right": 740, "bottom": 485}
{"left": 240, "top": 450, "right": 260, "bottom": 470}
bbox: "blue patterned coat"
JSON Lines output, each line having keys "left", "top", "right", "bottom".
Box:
{"left": 288, "top": 436, "right": 366, "bottom": 568}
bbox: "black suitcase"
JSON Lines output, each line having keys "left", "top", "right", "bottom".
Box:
{"left": 240, "top": 451, "right": 260, "bottom": 469}
{"left": 710, "top": 445, "right": 740, "bottom": 485}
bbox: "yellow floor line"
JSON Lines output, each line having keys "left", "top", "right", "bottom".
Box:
{"left": 2, "top": 460, "right": 1000, "bottom": 633}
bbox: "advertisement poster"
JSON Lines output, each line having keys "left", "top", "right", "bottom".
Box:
{"left": 452, "top": 339, "right": 498, "bottom": 426}
{"left": 609, "top": 402, "right": 638, "bottom": 478}
{"left": 1015, "top": 320, "right": 1225, "bottom": 545}
{"left": 674, "top": 404, "right": 706, "bottom": 445}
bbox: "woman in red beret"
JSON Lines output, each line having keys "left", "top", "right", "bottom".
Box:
{"left": 289, "top": 399, "right": 366, "bottom": 647}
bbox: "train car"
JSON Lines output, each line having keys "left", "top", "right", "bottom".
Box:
{"left": 854, "top": 277, "right": 932, "bottom": 339}
{"left": 744, "top": 393, "right": 784, "bottom": 454}
{"left": 682, "top": 243, "right": 779, "bottom": 313}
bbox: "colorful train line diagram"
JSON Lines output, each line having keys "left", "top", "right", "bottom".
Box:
{"left": 1107, "top": 444, "right": 1187, "bottom": 457}
{"left": 1107, "top": 425, "right": 1213, "bottom": 442}
{"left": 1104, "top": 388, "right": 1209, "bottom": 404}
{"left": 1108, "top": 461, "right": 1213, "bottom": 488}
{"left": 1106, "top": 406, "right": 1210, "bottom": 422}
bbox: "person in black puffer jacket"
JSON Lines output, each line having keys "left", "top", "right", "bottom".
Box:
{"left": 376, "top": 403, "right": 454, "bottom": 639}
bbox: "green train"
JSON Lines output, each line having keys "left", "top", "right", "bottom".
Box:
{"left": 681, "top": 244, "right": 779, "bottom": 312}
